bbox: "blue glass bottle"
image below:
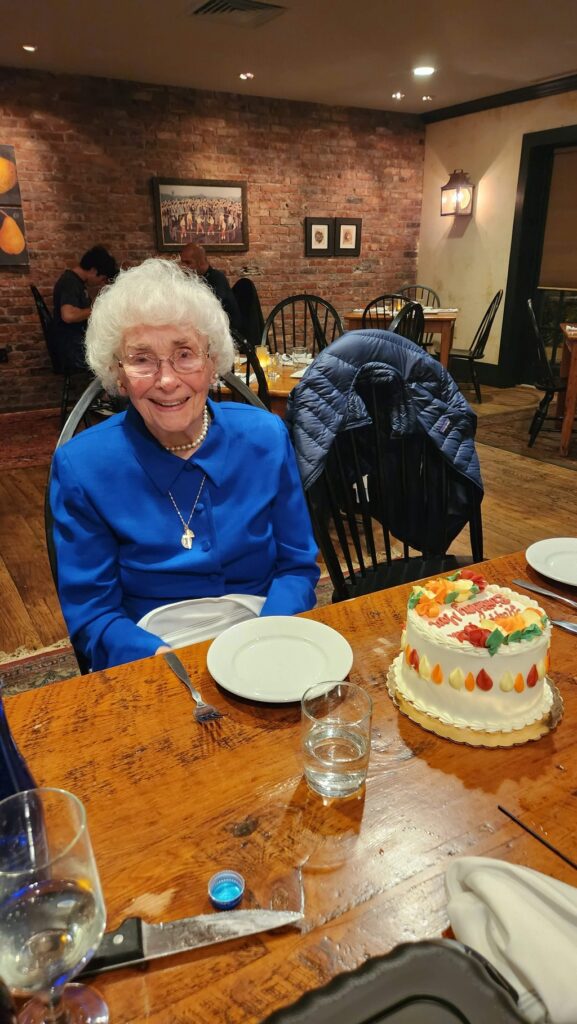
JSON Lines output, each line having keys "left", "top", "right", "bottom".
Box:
{"left": 0, "top": 683, "right": 36, "bottom": 801}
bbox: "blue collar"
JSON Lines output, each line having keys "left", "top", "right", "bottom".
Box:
{"left": 122, "top": 398, "right": 230, "bottom": 494}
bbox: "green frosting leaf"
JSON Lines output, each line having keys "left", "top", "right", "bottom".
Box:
{"left": 505, "top": 624, "right": 542, "bottom": 646}
{"left": 444, "top": 591, "right": 459, "bottom": 604}
{"left": 408, "top": 592, "right": 421, "bottom": 609}
{"left": 446, "top": 571, "right": 460, "bottom": 581}
{"left": 486, "top": 628, "right": 506, "bottom": 656}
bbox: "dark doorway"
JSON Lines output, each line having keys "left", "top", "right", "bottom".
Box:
{"left": 499, "top": 122, "right": 577, "bottom": 385}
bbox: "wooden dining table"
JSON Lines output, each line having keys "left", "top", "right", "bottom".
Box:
{"left": 557, "top": 323, "right": 577, "bottom": 456}
{"left": 343, "top": 309, "right": 458, "bottom": 367}
{"left": 8, "top": 550, "right": 577, "bottom": 1023}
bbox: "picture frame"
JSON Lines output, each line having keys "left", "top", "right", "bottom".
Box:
{"left": 0, "top": 207, "right": 29, "bottom": 266}
{"left": 334, "top": 217, "right": 362, "bottom": 257}
{"left": 151, "top": 177, "right": 248, "bottom": 253}
{"left": 0, "top": 144, "right": 22, "bottom": 206}
{"left": 304, "top": 217, "right": 334, "bottom": 257}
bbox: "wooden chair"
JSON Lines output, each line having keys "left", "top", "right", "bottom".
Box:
{"left": 399, "top": 284, "right": 441, "bottom": 308}
{"left": 303, "top": 378, "right": 483, "bottom": 601}
{"left": 229, "top": 328, "right": 271, "bottom": 410}
{"left": 448, "top": 290, "right": 503, "bottom": 403}
{"left": 526, "top": 298, "right": 566, "bottom": 447}
{"left": 361, "top": 294, "right": 407, "bottom": 330}
{"left": 30, "top": 284, "right": 89, "bottom": 426}
{"left": 389, "top": 301, "right": 425, "bottom": 347}
{"left": 262, "top": 294, "right": 343, "bottom": 356}
{"left": 399, "top": 284, "right": 440, "bottom": 347}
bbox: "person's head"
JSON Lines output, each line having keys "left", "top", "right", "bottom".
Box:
{"left": 79, "top": 246, "right": 118, "bottom": 286}
{"left": 86, "top": 258, "right": 235, "bottom": 439}
{"left": 180, "top": 243, "right": 209, "bottom": 275}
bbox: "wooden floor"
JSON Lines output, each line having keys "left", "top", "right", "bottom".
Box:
{"left": 1, "top": 386, "right": 575, "bottom": 660}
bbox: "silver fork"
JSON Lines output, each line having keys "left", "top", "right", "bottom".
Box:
{"left": 163, "top": 651, "right": 224, "bottom": 723}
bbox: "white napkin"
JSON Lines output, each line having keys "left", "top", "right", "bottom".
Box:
{"left": 137, "top": 594, "right": 265, "bottom": 647}
{"left": 446, "top": 856, "right": 577, "bottom": 1023}
{"left": 290, "top": 368, "right": 307, "bottom": 379}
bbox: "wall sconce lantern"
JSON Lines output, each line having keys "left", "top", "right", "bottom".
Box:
{"left": 440, "top": 169, "right": 475, "bottom": 216}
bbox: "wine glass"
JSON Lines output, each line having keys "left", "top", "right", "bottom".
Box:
{"left": 0, "top": 788, "right": 107, "bottom": 1024}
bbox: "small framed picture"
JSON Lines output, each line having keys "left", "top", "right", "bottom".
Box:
{"left": 334, "top": 217, "right": 362, "bottom": 257}
{"left": 304, "top": 217, "right": 334, "bottom": 257}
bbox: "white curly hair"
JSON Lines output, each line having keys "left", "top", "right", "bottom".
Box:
{"left": 85, "top": 257, "right": 235, "bottom": 394}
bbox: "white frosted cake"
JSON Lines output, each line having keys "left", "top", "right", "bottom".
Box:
{"left": 391, "top": 570, "right": 553, "bottom": 733}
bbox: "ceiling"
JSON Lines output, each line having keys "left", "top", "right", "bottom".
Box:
{"left": 1, "top": 0, "right": 577, "bottom": 116}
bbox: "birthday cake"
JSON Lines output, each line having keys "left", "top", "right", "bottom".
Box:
{"left": 390, "top": 570, "right": 553, "bottom": 733}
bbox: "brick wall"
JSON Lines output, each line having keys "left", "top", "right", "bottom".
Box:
{"left": 0, "top": 67, "right": 424, "bottom": 411}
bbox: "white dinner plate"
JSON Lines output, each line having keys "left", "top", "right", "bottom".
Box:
{"left": 207, "top": 616, "right": 353, "bottom": 703}
{"left": 525, "top": 537, "right": 577, "bottom": 587}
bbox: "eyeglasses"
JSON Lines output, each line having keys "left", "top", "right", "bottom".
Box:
{"left": 118, "top": 347, "right": 208, "bottom": 379}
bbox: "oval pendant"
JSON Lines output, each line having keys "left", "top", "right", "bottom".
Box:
{"left": 181, "top": 529, "right": 194, "bottom": 549}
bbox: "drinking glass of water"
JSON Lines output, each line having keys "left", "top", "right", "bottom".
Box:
{"left": 0, "top": 788, "right": 107, "bottom": 1024}
{"left": 302, "top": 682, "right": 372, "bottom": 799}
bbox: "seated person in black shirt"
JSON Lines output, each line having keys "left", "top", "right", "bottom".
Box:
{"left": 53, "top": 245, "right": 118, "bottom": 372}
{"left": 180, "top": 243, "right": 243, "bottom": 336}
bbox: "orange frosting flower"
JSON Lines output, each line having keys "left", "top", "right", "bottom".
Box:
{"left": 491, "top": 613, "right": 526, "bottom": 634}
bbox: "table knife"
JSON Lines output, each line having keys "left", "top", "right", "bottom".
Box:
{"left": 511, "top": 578, "right": 577, "bottom": 611}
{"left": 81, "top": 908, "right": 303, "bottom": 976}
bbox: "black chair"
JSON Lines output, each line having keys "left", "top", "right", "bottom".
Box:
{"left": 45, "top": 378, "right": 106, "bottom": 675}
{"left": 30, "top": 284, "right": 89, "bottom": 427}
{"left": 210, "top": 368, "right": 269, "bottom": 410}
{"left": 526, "top": 298, "right": 566, "bottom": 447}
{"left": 302, "top": 378, "right": 483, "bottom": 602}
{"left": 448, "top": 290, "right": 503, "bottom": 403}
{"left": 262, "top": 294, "right": 343, "bottom": 356}
{"left": 389, "top": 301, "right": 425, "bottom": 347}
{"left": 399, "top": 284, "right": 441, "bottom": 308}
{"left": 230, "top": 328, "right": 271, "bottom": 410}
{"left": 361, "top": 294, "right": 407, "bottom": 330}
{"left": 232, "top": 277, "right": 265, "bottom": 349}
{"left": 399, "top": 283, "right": 440, "bottom": 348}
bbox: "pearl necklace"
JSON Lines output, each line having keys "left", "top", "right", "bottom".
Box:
{"left": 164, "top": 407, "right": 209, "bottom": 452}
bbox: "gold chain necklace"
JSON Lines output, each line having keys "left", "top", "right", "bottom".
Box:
{"left": 168, "top": 473, "right": 207, "bottom": 549}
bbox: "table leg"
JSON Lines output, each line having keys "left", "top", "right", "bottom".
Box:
{"left": 560, "top": 342, "right": 577, "bottom": 456}
{"left": 438, "top": 321, "right": 453, "bottom": 368}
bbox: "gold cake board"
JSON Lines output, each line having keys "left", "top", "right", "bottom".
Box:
{"left": 386, "top": 663, "right": 563, "bottom": 748}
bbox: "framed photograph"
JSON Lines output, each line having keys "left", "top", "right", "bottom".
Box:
{"left": 151, "top": 177, "right": 248, "bottom": 253}
{"left": 0, "top": 144, "right": 22, "bottom": 206}
{"left": 334, "top": 217, "right": 362, "bottom": 257}
{"left": 305, "top": 217, "right": 334, "bottom": 257}
{"left": 0, "top": 207, "right": 29, "bottom": 265}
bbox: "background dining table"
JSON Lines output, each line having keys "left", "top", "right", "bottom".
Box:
{"left": 343, "top": 309, "right": 458, "bottom": 367}
{"left": 558, "top": 323, "right": 577, "bottom": 456}
{"left": 7, "top": 549, "right": 577, "bottom": 1023}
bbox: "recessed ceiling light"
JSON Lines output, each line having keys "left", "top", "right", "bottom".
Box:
{"left": 391, "top": 92, "right": 405, "bottom": 101}
{"left": 413, "top": 65, "right": 435, "bottom": 77}
{"left": 22, "top": 44, "right": 37, "bottom": 52}
{"left": 239, "top": 72, "right": 254, "bottom": 80}
{"left": 422, "top": 95, "right": 434, "bottom": 102}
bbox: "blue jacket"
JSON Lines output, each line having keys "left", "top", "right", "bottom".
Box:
{"left": 50, "top": 400, "right": 319, "bottom": 670}
{"left": 285, "top": 330, "right": 483, "bottom": 491}
{"left": 285, "top": 330, "right": 483, "bottom": 553}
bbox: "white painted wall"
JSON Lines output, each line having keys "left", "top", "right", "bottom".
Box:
{"left": 418, "top": 91, "right": 577, "bottom": 364}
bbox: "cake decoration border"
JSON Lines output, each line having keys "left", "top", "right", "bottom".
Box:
{"left": 386, "top": 655, "right": 563, "bottom": 748}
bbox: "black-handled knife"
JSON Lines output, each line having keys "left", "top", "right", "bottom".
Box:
{"left": 81, "top": 908, "right": 303, "bottom": 976}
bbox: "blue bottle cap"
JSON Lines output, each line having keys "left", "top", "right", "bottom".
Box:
{"left": 208, "top": 870, "right": 245, "bottom": 910}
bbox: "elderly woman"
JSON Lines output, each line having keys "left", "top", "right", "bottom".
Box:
{"left": 49, "top": 258, "right": 320, "bottom": 671}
